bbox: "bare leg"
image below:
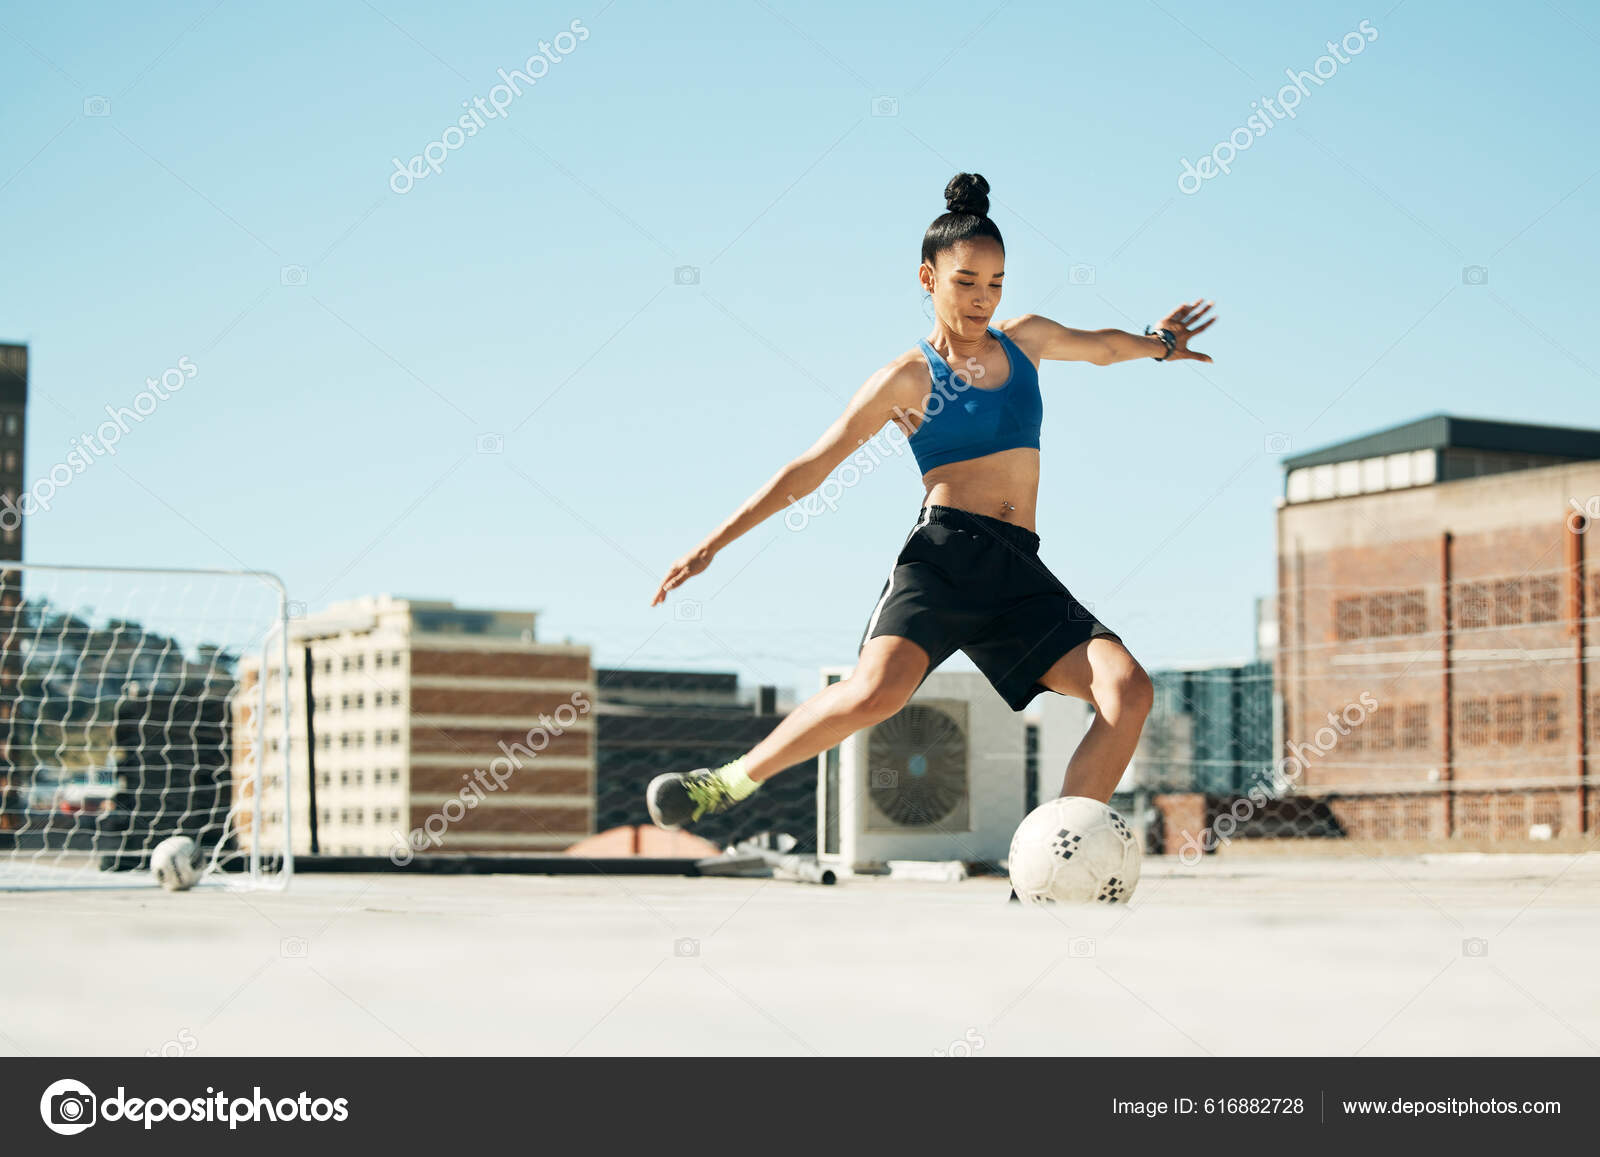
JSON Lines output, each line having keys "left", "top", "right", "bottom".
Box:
{"left": 741, "top": 635, "right": 930, "bottom": 782}
{"left": 1034, "top": 635, "right": 1154, "bottom": 803}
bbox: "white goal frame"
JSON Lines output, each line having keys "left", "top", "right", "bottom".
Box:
{"left": 0, "top": 561, "right": 295, "bottom": 891}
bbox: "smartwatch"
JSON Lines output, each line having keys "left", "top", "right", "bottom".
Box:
{"left": 1144, "top": 325, "right": 1177, "bottom": 361}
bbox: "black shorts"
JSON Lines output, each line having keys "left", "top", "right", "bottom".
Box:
{"left": 858, "top": 505, "right": 1118, "bottom": 711}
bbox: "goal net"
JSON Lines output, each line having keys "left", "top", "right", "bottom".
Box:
{"left": 0, "top": 562, "right": 293, "bottom": 890}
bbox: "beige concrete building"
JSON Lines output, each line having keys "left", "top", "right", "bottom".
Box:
{"left": 1277, "top": 415, "right": 1599, "bottom": 844}
{"left": 236, "top": 596, "right": 595, "bottom": 857}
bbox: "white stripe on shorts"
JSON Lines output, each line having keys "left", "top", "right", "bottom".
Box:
{"left": 863, "top": 506, "right": 934, "bottom": 642}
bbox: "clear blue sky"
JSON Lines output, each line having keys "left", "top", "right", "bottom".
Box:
{"left": 2, "top": 0, "right": 1594, "bottom": 700}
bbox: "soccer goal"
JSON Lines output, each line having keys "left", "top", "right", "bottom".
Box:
{"left": 0, "top": 562, "right": 294, "bottom": 890}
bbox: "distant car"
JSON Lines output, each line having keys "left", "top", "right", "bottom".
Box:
{"left": 24, "top": 767, "right": 118, "bottom": 819}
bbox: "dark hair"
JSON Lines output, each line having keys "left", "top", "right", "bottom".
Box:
{"left": 921, "top": 173, "right": 1004, "bottom": 266}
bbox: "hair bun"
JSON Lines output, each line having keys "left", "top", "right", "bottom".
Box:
{"left": 944, "top": 172, "right": 990, "bottom": 217}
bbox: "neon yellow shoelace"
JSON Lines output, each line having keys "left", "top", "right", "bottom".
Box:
{"left": 684, "top": 773, "right": 733, "bottom": 821}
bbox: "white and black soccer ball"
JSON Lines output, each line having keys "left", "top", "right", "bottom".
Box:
{"left": 1008, "top": 796, "right": 1141, "bottom": 905}
{"left": 150, "top": 835, "right": 200, "bottom": 892}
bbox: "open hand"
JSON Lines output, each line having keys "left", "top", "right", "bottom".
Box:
{"left": 650, "top": 546, "right": 714, "bottom": 606}
{"left": 1155, "top": 300, "right": 1217, "bottom": 363}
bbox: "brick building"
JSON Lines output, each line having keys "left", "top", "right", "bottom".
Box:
{"left": 236, "top": 596, "right": 595, "bottom": 857}
{"left": 1276, "top": 414, "right": 1599, "bottom": 844}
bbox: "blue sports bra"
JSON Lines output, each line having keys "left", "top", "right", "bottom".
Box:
{"left": 906, "top": 326, "right": 1043, "bottom": 473}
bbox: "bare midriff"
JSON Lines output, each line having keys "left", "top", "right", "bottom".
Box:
{"left": 920, "top": 446, "right": 1041, "bottom": 531}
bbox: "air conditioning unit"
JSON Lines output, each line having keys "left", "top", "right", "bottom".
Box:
{"left": 816, "top": 666, "right": 1027, "bottom": 874}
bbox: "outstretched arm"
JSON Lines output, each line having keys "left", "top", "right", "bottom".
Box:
{"left": 1006, "top": 300, "right": 1216, "bottom": 366}
{"left": 649, "top": 359, "right": 916, "bottom": 606}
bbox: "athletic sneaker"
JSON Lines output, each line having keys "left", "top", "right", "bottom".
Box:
{"left": 646, "top": 768, "right": 743, "bottom": 830}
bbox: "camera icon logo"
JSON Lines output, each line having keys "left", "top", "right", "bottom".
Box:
{"left": 476, "top": 433, "right": 504, "bottom": 454}
{"left": 871, "top": 96, "right": 899, "bottom": 117}
{"left": 1265, "top": 432, "right": 1293, "bottom": 454}
{"left": 83, "top": 96, "right": 112, "bottom": 118}
{"left": 869, "top": 768, "right": 898, "bottom": 790}
{"left": 280, "top": 265, "right": 308, "bottom": 287}
{"left": 1462, "top": 937, "right": 1489, "bottom": 958}
{"left": 39, "top": 1078, "right": 97, "bottom": 1136}
{"left": 674, "top": 599, "right": 702, "bottom": 622}
{"left": 674, "top": 937, "right": 700, "bottom": 957}
{"left": 673, "top": 265, "right": 700, "bottom": 286}
{"left": 1068, "top": 936, "right": 1097, "bottom": 958}
{"left": 280, "top": 936, "right": 309, "bottom": 958}
{"left": 1461, "top": 265, "right": 1489, "bottom": 286}
{"left": 1068, "top": 263, "right": 1096, "bottom": 285}
{"left": 286, "top": 600, "right": 307, "bottom": 619}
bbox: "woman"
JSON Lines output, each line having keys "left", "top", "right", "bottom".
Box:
{"left": 646, "top": 173, "right": 1214, "bottom": 833}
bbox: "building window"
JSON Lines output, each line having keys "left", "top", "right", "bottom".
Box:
{"left": 1492, "top": 580, "right": 1523, "bottom": 626}
{"left": 340, "top": 771, "right": 350, "bottom": 786}
{"left": 1398, "top": 590, "right": 1427, "bottom": 635}
{"left": 1493, "top": 695, "right": 1524, "bottom": 745}
{"left": 1367, "top": 593, "right": 1396, "bottom": 638}
{"left": 1369, "top": 706, "right": 1395, "bottom": 751}
{"left": 1335, "top": 597, "right": 1363, "bottom": 641}
{"left": 375, "top": 653, "right": 385, "bottom": 669}
{"left": 1531, "top": 695, "right": 1561, "bottom": 744}
{"left": 1528, "top": 576, "right": 1559, "bottom": 624}
{"left": 1456, "top": 583, "right": 1490, "bottom": 630}
{"left": 1459, "top": 698, "right": 1491, "bottom": 746}
{"left": 1400, "top": 703, "right": 1429, "bottom": 750}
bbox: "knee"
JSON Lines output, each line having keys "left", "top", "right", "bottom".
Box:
{"left": 843, "top": 675, "right": 913, "bottom": 725}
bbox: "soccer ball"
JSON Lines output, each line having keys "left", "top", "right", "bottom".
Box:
{"left": 150, "top": 836, "right": 200, "bottom": 892}
{"left": 1008, "top": 796, "right": 1141, "bottom": 904}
